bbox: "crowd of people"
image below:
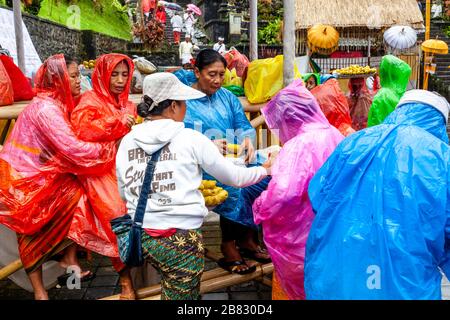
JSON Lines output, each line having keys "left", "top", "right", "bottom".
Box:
{"left": 0, "top": 45, "right": 449, "bottom": 301}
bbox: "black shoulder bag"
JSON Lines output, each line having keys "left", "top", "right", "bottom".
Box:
{"left": 110, "top": 146, "right": 164, "bottom": 267}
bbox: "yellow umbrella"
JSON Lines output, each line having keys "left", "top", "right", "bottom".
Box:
{"left": 307, "top": 24, "right": 340, "bottom": 55}
{"left": 421, "top": 39, "right": 448, "bottom": 55}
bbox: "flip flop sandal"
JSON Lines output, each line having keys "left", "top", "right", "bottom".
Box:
{"left": 217, "top": 258, "right": 257, "bottom": 275}
{"left": 57, "top": 270, "right": 96, "bottom": 287}
{"left": 239, "top": 247, "right": 272, "bottom": 264}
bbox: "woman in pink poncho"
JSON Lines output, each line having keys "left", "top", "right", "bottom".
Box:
{"left": 252, "top": 80, "right": 344, "bottom": 300}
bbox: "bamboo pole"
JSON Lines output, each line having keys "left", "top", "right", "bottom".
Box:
{"left": 100, "top": 267, "right": 231, "bottom": 300}
{"left": 283, "top": 0, "right": 296, "bottom": 87}
{"left": 0, "top": 259, "right": 23, "bottom": 280}
{"left": 423, "top": 0, "right": 431, "bottom": 90}
{"left": 143, "top": 263, "right": 274, "bottom": 300}
{"left": 12, "top": 0, "right": 25, "bottom": 74}
{"left": 249, "top": 0, "right": 258, "bottom": 61}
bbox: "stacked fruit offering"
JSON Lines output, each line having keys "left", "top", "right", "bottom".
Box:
{"left": 199, "top": 180, "right": 229, "bottom": 207}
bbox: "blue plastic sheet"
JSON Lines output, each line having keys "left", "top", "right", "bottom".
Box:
{"left": 305, "top": 102, "right": 450, "bottom": 300}
{"left": 173, "top": 69, "right": 197, "bottom": 87}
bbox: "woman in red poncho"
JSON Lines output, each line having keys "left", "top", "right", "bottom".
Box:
{"left": 0, "top": 54, "right": 115, "bottom": 300}
{"left": 70, "top": 53, "right": 137, "bottom": 299}
{"left": 310, "top": 78, "right": 355, "bottom": 137}
{"left": 346, "top": 78, "right": 374, "bottom": 131}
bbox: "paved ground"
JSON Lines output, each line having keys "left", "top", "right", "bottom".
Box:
{"left": 1, "top": 211, "right": 449, "bottom": 300}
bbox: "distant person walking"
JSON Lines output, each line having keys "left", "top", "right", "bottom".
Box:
{"left": 213, "top": 37, "right": 226, "bottom": 54}
{"left": 183, "top": 9, "right": 196, "bottom": 38}
{"left": 171, "top": 12, "right": 183, "bottom": 45}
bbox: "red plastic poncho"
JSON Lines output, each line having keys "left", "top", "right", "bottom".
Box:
{"left": 0, "top": 59, "right": 14, "bottom": 106}
{"left": 0, "top": 55, "right": 35, "bottom": 102}
{"left": 310, "top": 79, "right": 355, "bottom": 136}
{"left": 253, "top": 80, "right": 344, "bottom": 300}
{"left": 0, "top": 54, "right": 115, "bottom": 236}
{"left": 69, "top": 54, "right": 136, "bottom": 257}
{"left": 347, "top": 78, "right": 374, "bottom": 131}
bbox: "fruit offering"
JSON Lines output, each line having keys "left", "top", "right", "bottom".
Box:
{"left": 83, "top": 59, "right": 97, "bottom": 69}
{"left": 335, "top": 65, "right": 377, "bottom": 76}
{"left": 199, "top": 180, "right": 228, "bottom": 207}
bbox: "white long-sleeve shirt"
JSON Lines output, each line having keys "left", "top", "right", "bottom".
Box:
{"left": 170, "top": 14, "right": 183, "bottom": 32}
{"left": 116, "top": 119, "right": 267, "bottom": 230}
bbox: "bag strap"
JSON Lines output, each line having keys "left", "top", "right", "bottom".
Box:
{"left": 133, "top": 145, "right": 165, "bottom": 226}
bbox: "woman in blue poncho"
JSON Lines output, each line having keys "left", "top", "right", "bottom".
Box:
{"left": 184, "top": 49, "right": 271, "bottom": 274}
{"left": 305, "top": 90, "right": 450, "bottom": 300}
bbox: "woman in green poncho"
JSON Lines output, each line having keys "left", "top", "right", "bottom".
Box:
{"left": 367, "top": 55, "right": 411, "bottom": 127}
{"left": 302, "top": 73, "right": 321, "bottom": 91}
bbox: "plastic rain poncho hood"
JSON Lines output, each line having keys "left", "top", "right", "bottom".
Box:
{"left": 0, "top": 54, "right": 115, "bottom": 236}
{"left": 367, "top": 55, "right": 411, "bottom": 127}
{"left": 253, "top": 80, "right": 344, "bottom": 299}
{"left": 305, "top": 97, "right": 450, "bottom": 300}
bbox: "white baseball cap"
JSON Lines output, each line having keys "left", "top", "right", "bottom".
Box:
{"left": 397, "top": 89, "right": 450, "bottom": 123}
{"left": 142, "top": 73, "right": 205, "bottom": 112}
{"left": 218, "top": 37, "right": 224, "bottom": 41}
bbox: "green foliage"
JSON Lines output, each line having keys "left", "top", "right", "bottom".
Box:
{"left": 24, "top": 0, "right": 42, "bottom": 15}
{"left": 257, "top": 0, "right": 283, "bottom": 21}
{"left": 38, "top": 0, "right": 131, "bottom": 40}
{"left": 444, "top": 25, "right": 450, "bottom": 37}
{"left": 258, "top": 19, "right": 282, "bottom": 45}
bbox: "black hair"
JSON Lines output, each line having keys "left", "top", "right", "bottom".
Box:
{"left": 194, "top": 49, "right": 227, "bottom": 71}
{"left": 63, "top": 55, "right": 78, "bottom": 67}
{"left": 137, "top": 95, "right": 174, "bottom": 118}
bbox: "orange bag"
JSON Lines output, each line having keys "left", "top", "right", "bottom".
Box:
{"left": 0, "top": 60, "right": 14, "bottom": 106}
{"left": 223, "top": 48, "right": 250, "bottom": 81}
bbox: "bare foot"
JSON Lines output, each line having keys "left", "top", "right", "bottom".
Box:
{"left": 34, "top": 291, "right": 49, "bottom": 300}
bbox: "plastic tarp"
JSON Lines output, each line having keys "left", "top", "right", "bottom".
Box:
{"left": 0, "top": 59, "right": 13, "bottom": 106}
{"left": 223, "top": 68, "right": 243, "bottom": 87}
{"left": 311, "top": 78, "right": 355, "bottom": 136}
{"left": 70, "top": 54, "right": 136, "bottom": 257}
{"left": 367, "top": 55, "right": 411, "bottom": 127}
{"left": 305, "top": 102, "right": 450, "bottom": 300}
{"left": 244, "top": 55, "right": 301, "bottom": 104}
{"left": 0, "top": 54, "right": 115, "bottom": 236}
{"left": 223, "top": 48, "right": 249, "bottom": 80}
{"left": 0, "top": 55, "right": 35, "bottom": 102}
{"left": 173, "top": 69, "right": 197, "bottom": 86}
{"left": 347, "top": 78, "right": 374, "bottom": 131}
{"left": 253, "top": 80, "right": 344, "bottom": 299}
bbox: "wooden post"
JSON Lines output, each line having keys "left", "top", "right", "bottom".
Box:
{"left": 249, "top": 0, "right": 258, "bottom": 61}
{"left": 424, "top": 0, "right": 431, "bottom": 90}
{"left": 283, "top": 0, "right": 296, "bottom": 87}
{"left": 12, "top": 0, "right": 26, "bottom": 74}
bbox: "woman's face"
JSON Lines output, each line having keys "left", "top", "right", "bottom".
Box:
{"left": 110, "top": 61, "right": 129, "bottom": 96}
{"left": 194, "top": 61, "right": 226, "bottom": 95}
{"left": 306, "top": 76, "right": 317, "bottom": 91}
{"left": 67, "top": 62, "right": 81, "bottom": 97}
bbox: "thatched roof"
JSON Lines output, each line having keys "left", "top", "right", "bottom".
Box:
{"left": 295, "top": 0, "right": 425, "bottom": 30}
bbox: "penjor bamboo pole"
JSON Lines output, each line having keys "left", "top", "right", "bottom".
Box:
{"left": 0, "top": 259, "right": 23, "bottom": 280}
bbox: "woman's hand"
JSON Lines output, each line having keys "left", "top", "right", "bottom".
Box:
{"left": 262, "top": 151, "right": 278, "bottom": 176}
{"left": 126, "top": 114, "right": 136, "bottom": 128}
{"left": 213, "top": 139, "right": 228, "bottom": 155}
{"left": 238, "top": 137, "right": 256, "bottom": 164}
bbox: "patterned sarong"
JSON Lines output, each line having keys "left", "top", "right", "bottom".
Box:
{"left": 141, "top": 229, "right": 204, "bottom": 300}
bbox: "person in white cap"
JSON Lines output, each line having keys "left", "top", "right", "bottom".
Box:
{"left": 213, "top": 36, "right": 226, "bottom": 54}
{"left": 304, "top": 89, "right": 450, "bottom": 299}
{"left": 115, "top": 72, "right": 273, "bottom": 300}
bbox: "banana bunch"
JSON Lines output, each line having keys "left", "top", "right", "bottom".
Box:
{"left": 199, "top": 180, "right": 228, "bottom": 207}
{"left": 83, "top": 60, "right": 97, "bottom": 69}
{"left": 335, "top": 65, "right": 377, "bottom": 75}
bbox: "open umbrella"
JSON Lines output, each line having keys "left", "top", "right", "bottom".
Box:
{"left": 421, "top": 38, "right": 449, "bottom": 55}
{"left": 383, "top": 26, "right": 417, "bottom": 51}
{"left": 158, "top": 1, "right": 183, "bottom": 11}
{"left": 307, "top": 24, "right": 339, "bottom": 55}
{"left": 187, "top": 3, "right": 202, "bottom": 16}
